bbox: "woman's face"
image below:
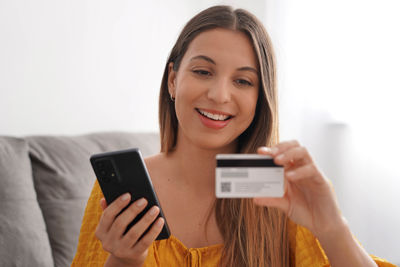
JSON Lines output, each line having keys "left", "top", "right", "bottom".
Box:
{"left": 168, "top": 28, "right": 259, "bottom": 151}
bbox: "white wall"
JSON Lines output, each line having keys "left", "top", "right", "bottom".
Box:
{"left": 0, "top": 0, "right": 265, "bottom": 136}
{"left": 1, "top": 0, "right": 173, "bottom": 135}
{"left": 272, "top": 0, "right": 400, "bottom": 264}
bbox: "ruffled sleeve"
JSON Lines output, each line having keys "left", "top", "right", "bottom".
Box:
{"left": 287, "top": 220, "right": 396, "bottom": 267}
{"left": 71, "top": 181, "right": 109, "bottom": 267}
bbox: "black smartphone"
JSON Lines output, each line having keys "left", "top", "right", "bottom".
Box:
{"left": 90, "top": 148, "right": 170, "bottom": 240}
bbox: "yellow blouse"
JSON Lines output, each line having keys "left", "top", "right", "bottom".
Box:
{"left": 71, "top": 181, "right": 395, "bottom": 267}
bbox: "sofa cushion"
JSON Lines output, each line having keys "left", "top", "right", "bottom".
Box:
{"left": 27, "top": 132, "right": 159, "bottom": 267}
{"left": 0, "top": 137, "right": 54, "bottom": 267}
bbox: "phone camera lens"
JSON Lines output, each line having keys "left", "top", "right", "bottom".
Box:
{"left": 96, "top": 162, "right": 104, "bottom": 168}
{"left": 95, "top": 159, "right": 117, "bottom": 183}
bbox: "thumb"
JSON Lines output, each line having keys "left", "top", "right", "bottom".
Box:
{"left": 257, "top": 146, "right": 273, "bottom": 156}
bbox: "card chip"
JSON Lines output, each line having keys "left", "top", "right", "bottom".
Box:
{"left": 221, "top": 182, "right": 231, "bottom": 193}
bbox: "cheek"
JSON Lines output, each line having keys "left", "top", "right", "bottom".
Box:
{"left": 175, "top": 75, "right": 201, "bottom": 100}
{"left": 239, "top": 90, "right": 259, "bottom": 121}
{"left": 174, "top": 78, "right": 201, "bottom": 121}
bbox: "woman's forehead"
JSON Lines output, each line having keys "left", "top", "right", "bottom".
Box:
{"left": 182, "top": 28, "right": 258, "bottom": 69}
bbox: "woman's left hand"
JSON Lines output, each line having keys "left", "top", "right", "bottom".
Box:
{"left": 254, "top": 140, "right": 346, "bottom": 238}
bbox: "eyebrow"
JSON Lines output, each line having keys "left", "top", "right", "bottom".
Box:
{"left": 190, "top": 55, "right": 258, "bottom": 74}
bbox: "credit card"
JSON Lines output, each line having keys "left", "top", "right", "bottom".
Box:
{"left": 216, "top": 154, "right": 284, "bottom": 198}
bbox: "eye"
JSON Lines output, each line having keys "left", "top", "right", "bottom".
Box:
{"left": 193, "top": 69, "right": 212, "bottom": 76}
{"left": 235, "top": 79, "right": 253, "bottom": 87}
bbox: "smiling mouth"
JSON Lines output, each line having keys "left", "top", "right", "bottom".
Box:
{"left": 195, "top": 108, "right": 233, "bottom": 121}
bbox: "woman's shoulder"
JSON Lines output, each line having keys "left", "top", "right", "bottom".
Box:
{"left": 144, "top": 152, "right": 172, "bottom": 183}
{"left": 145, "top": 152, "right": 177, "bottom": 204}
{"left": 144, "top": 152, "right": 166, "bottom": 166}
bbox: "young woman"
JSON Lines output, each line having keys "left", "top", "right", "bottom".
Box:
{"left": 72, "top": 6, "right": 395, "bottom": 267}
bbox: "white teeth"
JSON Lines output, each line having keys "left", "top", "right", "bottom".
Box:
{"left": 198, "top": 109, "right": 230, "bottom": 121}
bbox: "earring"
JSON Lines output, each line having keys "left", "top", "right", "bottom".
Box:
{"left": 170, "top": 94, "right": 175, "bottom": 102}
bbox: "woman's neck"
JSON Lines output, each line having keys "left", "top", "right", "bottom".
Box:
{"left": 167, "top": 130, "right": 237, "bottom": 196}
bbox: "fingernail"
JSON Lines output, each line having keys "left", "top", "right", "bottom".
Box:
{"left": 149, "top": 206, "right": 159, "bottom": 215}
{"left": 157, "top": 218, "right": 164, "bottom": 226}
{"left": 136, "top": 198, "right": 146, "bottom": 207}
{"left": 276, "top": 154, "right": 284, "bottom": 161}
{"left": 121, "top": 193, "right": 130, "bottom": 201}
{"left": 259, "top": 146, "right": 272, "bottom": 153}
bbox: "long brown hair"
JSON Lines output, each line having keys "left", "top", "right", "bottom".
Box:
{"left": 158, "top": 5, "right": 289, "bottom": 267}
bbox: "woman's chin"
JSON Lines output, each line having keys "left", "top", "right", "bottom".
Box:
{"left": 176, "top": 124, "right": 244, "bottom": 153}
{"left": 189, "top": 135, "right": 238, "bottom": 153}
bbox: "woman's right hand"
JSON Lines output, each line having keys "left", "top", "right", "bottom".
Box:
{"left": 95, "top": 193, "right": 165, "bottom": 267}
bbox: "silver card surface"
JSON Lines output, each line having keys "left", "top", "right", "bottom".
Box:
{"left": 216, "top": 154, "right": 284, "bottom": 198}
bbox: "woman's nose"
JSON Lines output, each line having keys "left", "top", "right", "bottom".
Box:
{"left": 207, "top": 77, "right": 231, "bottom": 104}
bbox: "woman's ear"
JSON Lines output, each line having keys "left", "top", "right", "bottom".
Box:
{"left": 167, "top": 62, "right": 177, "bottom": 98}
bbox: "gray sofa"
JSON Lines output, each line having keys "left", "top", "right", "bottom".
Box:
{"left": 0, "top": 132, "right": 160, "bottom": 267}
